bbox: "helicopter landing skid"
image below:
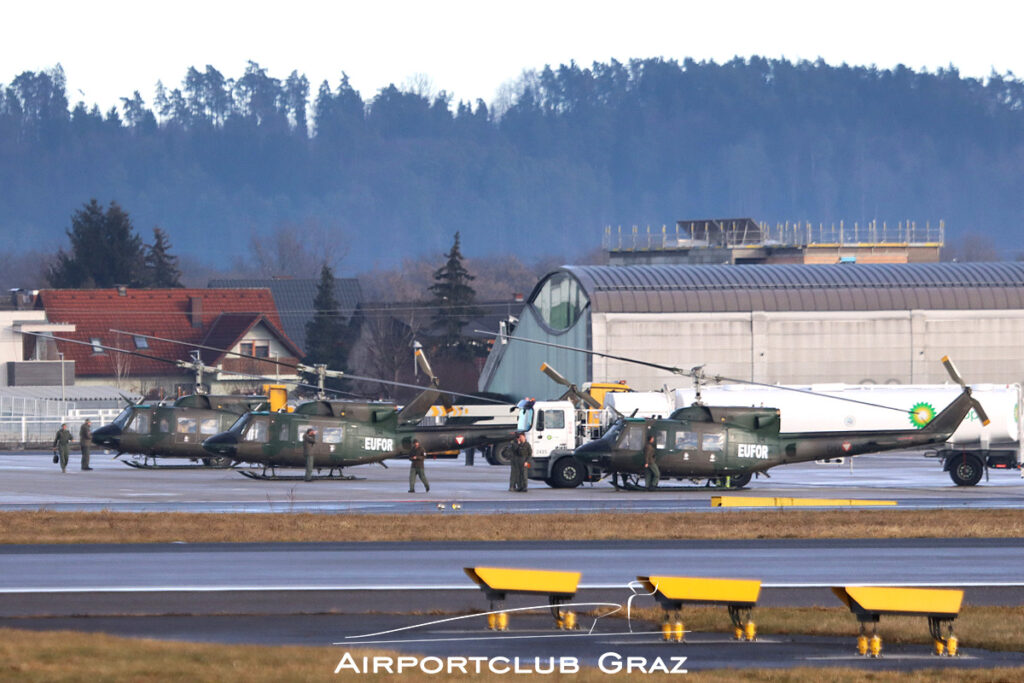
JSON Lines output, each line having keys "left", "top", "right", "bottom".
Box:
{"left": 611, "top": 473, "right": 749, "bottom": 491}
{"left": 123, "top": 458, "right": 234, "bottom": 470}
{"left": 238, "top": 470, "right": 363, "bottom": 481}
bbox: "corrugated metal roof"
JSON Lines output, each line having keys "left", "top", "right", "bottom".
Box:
{"left": 555, "top": 263, "right": 1024, "bottom": 313}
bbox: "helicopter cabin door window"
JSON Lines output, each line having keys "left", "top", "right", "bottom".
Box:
{"left": 321, "top": 427, "right": 344, "bottom": 444}
{"left": 654, "top": 429, "right": 668, "bottom": 449}
{"left": 701, "top": 433, "right": 725, "bottom": 452}
{"left": 619, "top": 422, "right": 646, "bottom": 451}
{"left": 674, "top": 430, "right": 698, "bottom": 451}
{"left": 199, "top": 418, "right": 219, "bottom": 436}
{"left": 176, "top": 417, "right": 197, "bottom": 434}
{"left": 127, "top": 412, "right": 150, "bottom": 434}
{"left": 244, "top": 418, "right": 269, "bottom": 443}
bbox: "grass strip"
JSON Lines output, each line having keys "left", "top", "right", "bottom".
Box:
{"left": 625, "top": 605, "right": 1024, "bottom": 653}
{"left": 0, "top": 627, "right": 1021, "bottom": 682}
{"left": 0, "top": 508, "right": 1021, "bottom": 545}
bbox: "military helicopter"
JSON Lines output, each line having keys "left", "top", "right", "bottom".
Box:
{"left": 18, "top": 331, "right": 284, "bottom": 469}
{"left": 202, "top": 348, "right": 521, "bottom": 480}
{"left": 497, "top": 334, "right": 989, "bottom": 489}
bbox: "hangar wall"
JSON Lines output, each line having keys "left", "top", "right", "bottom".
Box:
{"left": 480, "top": 303, "right": 590, "bottom": 400}
{"left": 593, "top": 309, "right": 1024, "bottom": 390}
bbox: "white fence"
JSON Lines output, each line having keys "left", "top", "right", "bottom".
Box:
{"left": 0, "top": 411, "right": 121, "bottom": 446}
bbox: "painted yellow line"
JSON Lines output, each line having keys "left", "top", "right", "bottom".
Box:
{"left": 711, "top": 496, "right": 897, "bottom": 508}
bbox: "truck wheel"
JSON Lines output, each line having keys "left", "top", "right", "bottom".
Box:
{"left": 949, "top": 454, "right": 983, "bottom": 486}
{"left": 550, "top": 457, "right": 584, "bottom": 488}
{"left": 484, "top": 443, "right": 512, "bottom": 466}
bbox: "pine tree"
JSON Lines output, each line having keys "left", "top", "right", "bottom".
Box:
{"left": 143, "top": 227, "right": 182, "bottom": 287}
{"left": 304, "top": 263, "right": 348, "bottom": 369}
{"left": 429, "top": 232, "right": 481, "bottom": 355}
{"left": 48, "top": 199, "right": 145, "bottom": 288}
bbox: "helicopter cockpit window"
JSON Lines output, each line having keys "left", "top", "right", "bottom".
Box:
{"left": 176, "top": 417, "right": 196, "bottom": 434}
{"left": 674, "top": 431, "right": 698, "bottom": 450}
{"left": 321, "top": 427, "right": 343, "bottom": 444}
{"left": 199, "top": 418, "right": 219, "bottom": 435}
{"left": 244, "top": 419, "right": 269, "bottom": 443}
{"left": 532, "top": 272, "right": 586, "bottom": 331}
{"left": 111, "top": 406, "right": 133, "bottom": 429}
{"left": 127, "top": 411, "right": 150, "bottom": 434}
{"left": 619, "top": 423, "right": 646, "bottom": 451}
{"left": 702, "top": 432, "right": 725, "bottom": 452}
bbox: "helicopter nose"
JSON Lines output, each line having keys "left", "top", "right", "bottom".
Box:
{"left": 91, "top": 423, "right": 121, "bottom": 447}
{"left": 574, "top": 439, "right": 610, "bottom": 465}
{"left": 202, "top": 431, "right": 238, "bottom": 457}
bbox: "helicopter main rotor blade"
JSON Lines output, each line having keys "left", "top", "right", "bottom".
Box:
{"left": 540, "top": 362, "right": 571, "bottom": 387}
{"left": 481, "top": 330, "right": 914, "bottom": 416}
{"left": 114, "top": 329, "right": 506, "bottom": 405}
{"left": 540, "top": 363, "right": 601, "bottom": 409}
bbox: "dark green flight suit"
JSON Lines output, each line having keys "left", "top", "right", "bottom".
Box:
{"left": 79, "top": 421, "right": 92, "bottom": 470}
{"left": 53, "top": 426, "right": 72, "bottom": 473}
{"left": 509, "top": 438, "right": 533, "bottom": 492}
{"left": 643, "top": 439, "right": 660, "bottom": 491}
{"left": 408, "top": 442, "right": 429, "bottom": 493}
{"left": 303, "top": 429, "right": 316, "bottom": 481}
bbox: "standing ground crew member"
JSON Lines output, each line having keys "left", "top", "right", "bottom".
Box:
{"left": 509, "top": 432, "right": 533, "bottom": 492}
{"left": 408, "top": 438, "right": 429, "bottom": 493}
{"left": 643, "top": 433, "right": 660, "bottom": 491}
{"left": 303, "top": 427, "right": 317, "bottom": 481}
{"left": 79, "top": 419, "right": 93, "bottom": 471}
{"left": 53, "top": 423, "right": 72, "bottom": 473}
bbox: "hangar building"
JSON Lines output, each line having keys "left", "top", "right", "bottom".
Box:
{"left": 477, "top": 262, "right": 1024, "bottom": 399}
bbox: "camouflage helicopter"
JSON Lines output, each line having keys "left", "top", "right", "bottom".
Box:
{"left": 499, "top": 335, "right": 988, "bottom": 489}
{"left": 202, "top": 348, "right": 521, "bottom": 480}
{"left": 19, "top": 331, "right": 283, "bottom": 469}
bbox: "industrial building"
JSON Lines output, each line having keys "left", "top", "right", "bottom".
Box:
{"left": 478, "top": 262, "right": 1024, "bottom": 400}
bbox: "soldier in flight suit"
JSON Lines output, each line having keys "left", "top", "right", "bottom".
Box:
{"left": 52, "top": 423, "right": 72, "bottom": 473}
{"left": 408, "top": 438, "right": 429, "bottom": 493}
{"left": 303, "top": 427, "right": 317, "bottom": 481}
{"left": 509, "top": 432, "right": 533, "bottom": 492}
{"left": 79, "top": 419, "right": 93, "bottom": 471}
{"left": 643, "top": 433, "right": 660, "bottom": 491}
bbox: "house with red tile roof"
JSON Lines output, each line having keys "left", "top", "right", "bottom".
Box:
{"left": 36, "top": 288, "right": 303, "bottom": 397}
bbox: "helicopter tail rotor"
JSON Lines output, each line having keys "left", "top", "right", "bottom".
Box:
{"left": 414, "top": 344, "right": 453, "bottom": 412}
{"left": 941, "top": 356, "right": 990, "bottom": 425}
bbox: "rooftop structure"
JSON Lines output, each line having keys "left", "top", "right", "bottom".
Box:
{"left": 605, "top": 219, "right": 944, "bottom": 266}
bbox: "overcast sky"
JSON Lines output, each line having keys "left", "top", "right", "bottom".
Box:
{"left": 4, "top": 0, "right": 1021, "bottom": 112}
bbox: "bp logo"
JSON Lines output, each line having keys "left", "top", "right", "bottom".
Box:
{"left": 908, "top": 402, "right": 936, "bottom": 428}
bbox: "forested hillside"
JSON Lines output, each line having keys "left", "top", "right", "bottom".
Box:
{"left": 2, "top": 57, "right": 1022, "bottom": 270}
